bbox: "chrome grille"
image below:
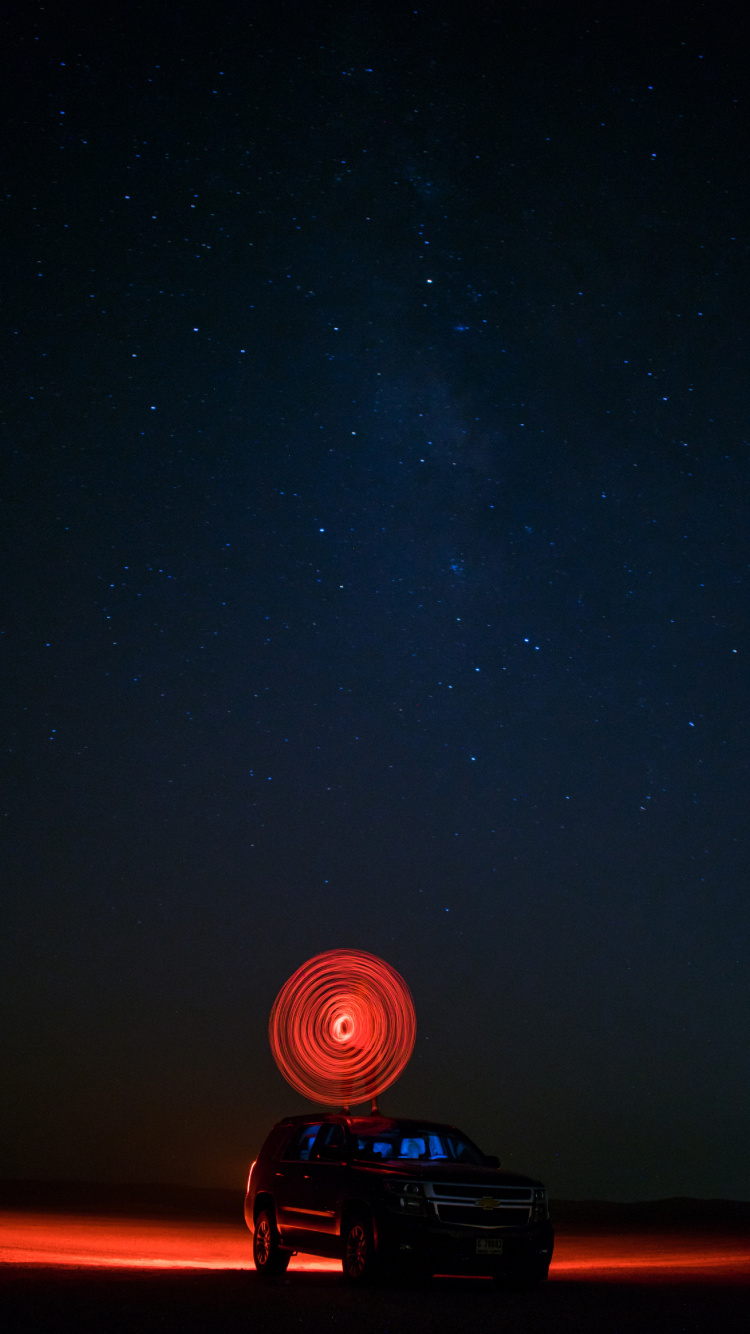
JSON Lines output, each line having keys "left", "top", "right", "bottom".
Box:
{"left": 426, "top": 1182, "right": 533, "bottom": 1229}
{"left": 436, "top": 1204, "right": 530, "bottom": 1227}
{"left": 433, "top": 1185, "right": 531, "bottom": 1202}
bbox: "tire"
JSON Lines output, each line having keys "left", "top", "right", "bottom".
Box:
{"left": 253, "top": 1208, "right": 291, "bottom": 1277}
{"left": 342, "top": 1212, "right": 378, "bottom": 1284}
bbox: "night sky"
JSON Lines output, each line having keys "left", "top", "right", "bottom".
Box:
{"left": 2, "top": 1, "right": 748, "bottom": 1203}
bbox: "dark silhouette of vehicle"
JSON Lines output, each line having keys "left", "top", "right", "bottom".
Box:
{"left": 245, "top": 1113, "right": 554, "bottom": 1288}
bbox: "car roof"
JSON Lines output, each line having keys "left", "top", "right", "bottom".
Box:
{"left": 276, "top": 1113, "right": 463, "bottom": 1134}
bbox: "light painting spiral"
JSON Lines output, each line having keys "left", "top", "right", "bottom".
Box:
{"left": 269, "top": 949, "right": 416, "bottom": 1105}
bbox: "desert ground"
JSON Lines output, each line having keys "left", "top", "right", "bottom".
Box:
{"left": 1, "top": 1184, "right": 747, "bottom": 1332}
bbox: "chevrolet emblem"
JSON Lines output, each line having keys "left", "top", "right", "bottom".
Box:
{"left": 476, "top": 1197, "right": 500, "bottom": 1211}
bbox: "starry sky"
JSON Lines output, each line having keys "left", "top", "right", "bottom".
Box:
{"left": 2, "top": 0, "right": 748, "bottom": 1202}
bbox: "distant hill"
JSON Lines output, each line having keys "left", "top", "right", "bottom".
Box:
{"left": 550, "top": 1197, "right": 750, "bottom": 1231}
{"left": 2, "top": 1180, "right": 749, "bottom": 1230}
{"left": 0, "top": 1180, "right": 243, "bottom": 1219}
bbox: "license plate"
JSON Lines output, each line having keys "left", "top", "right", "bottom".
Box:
{"left": 476, "top": 1238, "right": 504, "bottom": 1255}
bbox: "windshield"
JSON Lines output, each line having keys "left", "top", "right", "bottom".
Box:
{"left": 353, "top": 1129, "right": 485, "bottom": 1165}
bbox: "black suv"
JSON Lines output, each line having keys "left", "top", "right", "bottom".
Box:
{"left": 245, "top": 1113, "right": 553, "bottom": 1288}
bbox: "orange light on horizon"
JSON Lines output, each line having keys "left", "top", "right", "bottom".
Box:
{"left": 1, "top": 1213, "right": 748, "bottom": 1283}
{"left": 0, "top": 1213, "right": 340, "bottom": 1271}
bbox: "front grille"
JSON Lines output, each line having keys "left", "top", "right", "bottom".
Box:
{"left": 434, "top": 1185, "right": 532, "bottom": 1202}
{"left": 436, "top": 1204, "right": 531, "bottom": 1228}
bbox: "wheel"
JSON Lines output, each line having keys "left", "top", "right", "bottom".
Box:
{"left": 253, "top": 1208, "right": 291, "bottom": 1277}
{"left": 342, "top": 1212, "right": 378, "bottom": 1284}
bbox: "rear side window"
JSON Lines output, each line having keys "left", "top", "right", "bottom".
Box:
{"left": 282, "top": 1123, "right": 322, "bottom": 1161}
{"left": 258, "top": 1124, "right": 293, "bottom": 1161}
{"left": 256, "top": 1120, "right": 292, "bottom": 1163}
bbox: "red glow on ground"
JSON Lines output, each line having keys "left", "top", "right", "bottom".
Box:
{"left": 0, "top": 1212, "right": 339, "bottom": 1272}
{"left": 550, "top": 1232, "right": 750, "bottom": 1283}
{"left": 269, "top": 948, "right": 416, "bottom": 1104}
{"left": 1, "top": 1214, "right": 748, "bottom": 1283}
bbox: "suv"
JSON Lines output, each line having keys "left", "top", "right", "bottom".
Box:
{"left": 245, "top": 1113, "right": 553, "bottom": 1288}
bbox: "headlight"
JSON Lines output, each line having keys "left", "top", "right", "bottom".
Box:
{"left": 532, "top": 1188, "right": 548, "bottom": 1222}
{"left": 384, "top": 1180, "right": 427, "bottom": 1214}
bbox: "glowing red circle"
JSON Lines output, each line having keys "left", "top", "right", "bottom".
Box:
{"left": 269, "top": 949, "right": 416, "bottom": 1105}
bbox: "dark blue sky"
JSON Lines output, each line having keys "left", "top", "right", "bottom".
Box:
{"left": 2, "top": 0, "right": 748, "bottom": 1200}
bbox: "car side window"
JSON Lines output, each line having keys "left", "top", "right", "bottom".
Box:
{"left": 258, "top": 1124, "right": 293, "bottom": 1160}
{"left": 310, "top": 1122, "right": 347, "bottom": 1162}
{"left": 399, "top": 1137, "right": 425, "bottom": 1159}
{"left": 282, "top": 1123, "right": 322, "bottom": 1161}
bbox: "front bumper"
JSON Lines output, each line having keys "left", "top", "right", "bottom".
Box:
{"left": 379, "top": 1212, "right": 554, "bottom": 1276}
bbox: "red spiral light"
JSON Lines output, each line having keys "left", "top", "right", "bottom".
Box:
{"left": 269, "top": 949, "right": 416, "bottom": 1105}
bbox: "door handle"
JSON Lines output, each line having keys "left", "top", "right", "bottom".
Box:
{"left": 275, "top": 1171, "right": 284, "bottom": 1178}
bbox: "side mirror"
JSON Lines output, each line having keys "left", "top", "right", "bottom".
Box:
{"left": 484, "top": 1154, "right": 500, "bottom": 1169}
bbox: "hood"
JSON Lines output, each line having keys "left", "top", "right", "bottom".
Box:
{"left": 360, "top": 1160, "right": 542, "bottom": 1188}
